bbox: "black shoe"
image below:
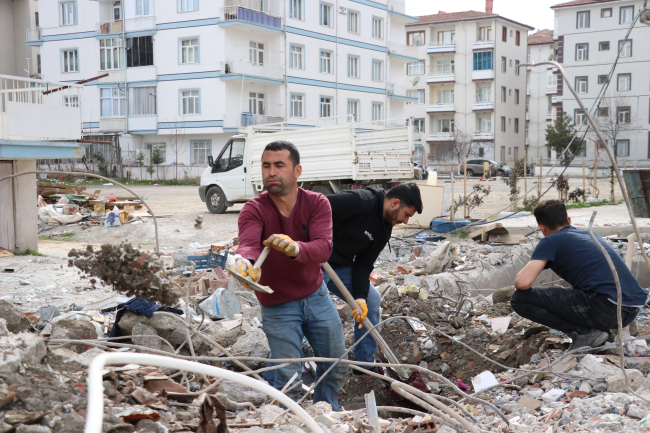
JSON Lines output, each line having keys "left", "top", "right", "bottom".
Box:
{"left": 352, "top": 366, "right": 383, "bottom": 377}
{"left": 568, "top": 329, "right": 609, "bottom": 351}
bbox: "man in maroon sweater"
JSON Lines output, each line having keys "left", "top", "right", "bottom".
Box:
{"left": 234, "top": 141, "right": 347, "bottom": 410}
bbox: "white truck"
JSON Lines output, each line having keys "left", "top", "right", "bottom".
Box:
{"left": 199, "top": 121, "right": 415, "bottom": 213}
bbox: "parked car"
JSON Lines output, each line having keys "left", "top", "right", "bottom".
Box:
{"left": 459, "top": 159, "right": 499, "bottom": 177}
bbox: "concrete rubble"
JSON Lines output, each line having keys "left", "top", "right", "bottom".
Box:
{"left": 0, "top": 231, "right": 649, "bottom": 433}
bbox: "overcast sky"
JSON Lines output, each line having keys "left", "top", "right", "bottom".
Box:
{"left": 406, "top": 0, "right": 559, "bottom": 33}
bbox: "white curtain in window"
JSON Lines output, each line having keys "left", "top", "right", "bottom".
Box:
{"left": 129, "top": 86, "right": 156, "bottom": 115}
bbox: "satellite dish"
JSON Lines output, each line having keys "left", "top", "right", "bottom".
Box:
{"left": 412, "top": 76, "right": 420, "bottom": 86}
{"left": 641, "top": 9, "right": 650, "bottom": 25}
{"left": 413, "top": 35, "right": 424, "bottom": 46}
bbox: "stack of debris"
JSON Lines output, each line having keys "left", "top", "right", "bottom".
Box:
{"left": 37, "top": 181, "right": 100, "bottom": 206}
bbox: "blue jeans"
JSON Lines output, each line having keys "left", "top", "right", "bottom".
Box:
{"left": 323, "top": 266, "right": 380, "bottom": 367}
{"left": 261, "top": 282, "right": 347, "bottom": 411}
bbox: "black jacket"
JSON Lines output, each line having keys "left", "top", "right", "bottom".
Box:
{"left": 327, "top": 188, "right": 392, "bottom": 300}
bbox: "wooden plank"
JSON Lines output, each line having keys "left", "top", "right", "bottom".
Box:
{"left": 468, "top": 222, "right": 505, "bottom": 240}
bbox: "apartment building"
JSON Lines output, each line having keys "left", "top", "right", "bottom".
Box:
{"left": 403, "top": 7, "right": 533, "bottom": 165}
{"left": 526, "top": 29, "right": 559, "bottom": 164}
{"left": 552, "top": 0, "right": 650, "bottom": 167}
{"left": 0, "top": 0, "right": 40, "bottom": 77}
{"left": 34, "top": 0, "right": 418, "bottom": 178}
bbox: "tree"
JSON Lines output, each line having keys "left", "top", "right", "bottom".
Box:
{"left": 501, "top": 158, "right": 525, "bottom": 210}
{"left": 592, "top": 93, "right": 636, "bottom": 162}
{"left": 152, "top": 147, "right": 164, "bottom": 180}
{"left": 545, "top": 112, "right": 579, "bottom": 165}
{"left": 450, "top": 128, "right": 478, "bottom": 165}
{"left": 167, "top": 118, "right": 187, "bottom": 180}
{"left": 135, "top": 151, "right": 145, "bottom": 180}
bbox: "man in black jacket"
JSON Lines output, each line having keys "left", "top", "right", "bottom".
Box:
{"left": 325, "top": 183, "right": 423, "bottom": 373}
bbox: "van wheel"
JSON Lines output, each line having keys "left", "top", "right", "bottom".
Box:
{"left": 465, "top": 169, "right": 474, "bottom": 177}
{"left": 206, "top": 186, "right": 227, "bottom": 214}
{"left": 310, "top": 185, "right": 334, "bottom": 196}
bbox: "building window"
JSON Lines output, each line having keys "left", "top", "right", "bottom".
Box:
{"left": 407, "top": 60, "right": 424, "bottom": 75}
{"left": 126, "top": 36, "right": 153, "bottom": 67}
{"left": 617, "top": 139, "right": 630, "bottom": 157}
{"left": 502, "top": 26, "right": 507, "bottom": 42}
{"left": 598, "top": 107, "right": 609, "bottom": 117}
{"left": 515, "top": 89, "right": 520, "bottom": 104}
{"left": 479, "top": 26, "right": 492, "bottom": 41}
{"left": 181, "top": 90, "right": 200, "bottom": 115}
{"left": 180, "top": 0, "right": 198, "bottom": 11}
{"left": 145, "top": 143, "right": 166, "bottom": 164}
{"left": 180, "top": 38, "right": 199, "bottom": 64}
{"left": 515, "top": 60, "right": 520, "bottom": 75}
{"left": 476, "top": 86, "right": 491, "bottom": 102}
{"left": 576, "top": 43, "right": 589, "bottom": 61}
{"left": 128, "top": 86, "right": 156, "bottom": 115}
{"left": 577, "top": 11, "right": 590, "bottom": 29}
{"left": 61, "top": 49, "right": 78, "bottom": 73}
{"left": 249, "top": 92, "right": 264, "bottom": 115}
{"left": 618, "top": 73, "right": 631, "bottom": 91}
{"left": 575, "top": 110, "right": 587, "bottom": 125}
{"left": 436, "top": 119, "right": 454, "bottom": 133}
{"left": 100, "top": 39, "right": 124, "bottom": 71}
{"left": 100, "top": 87, "right": 125, "bottom": 117}
{"left": 407, "top": 90, "right": 425, "bottom": 104}
{"left": 618, "top": 40, "right": 632, "bottom": 57}
{"left": 501, "top": 86, "right": 506, "bottom": 102}
{"left": 320, "top": 2, "right": 332, "bottom": 27}
{"left": 501, "top": 116, "right": 506, "bottom": 132}
{"left": 249, "top": 41, "right": 264, "bottom": 65}
{"left": 479, "top": 117, "right": 492, "bottom": 131}
{"left": 320, "top": 50, "right": 332, "bottom": 73}
{"left": 501, "top": 56, "right": 506, "bottom": 72}
{"left": 348, "top": 10, "right": 359, "bottom": 34}
{"left": 407, "top": 31, "right": 425, "bottom": 46}
{"left": 60, "top": 1, "right": 76, "bottom": 26}
{"left": 599, "top": 41, "right": 610, "bottom": 51}
{"left": 548, "top": 73, "right": 558, "bottom": 86}
{"left": 602, "top": 8, "right": 612, "bottom": 18}
{"left": 290, "top": 94, "right": 304, "bottom": 117}
{"left": 473, "top": 51, "right": 493, "bottom": 71}
{"left": 436, "top": 60, "right": 454, "bottom": 74}
{"left": 598, "top": 75, "right": 608, "bottom": 84}
{"left": 64, "top": 96, "right": 79, "bottom": 107}
{"left": 547, "top": 96, "right": 552, "bottom": 114}
{"left": 290, "top": 45, "right": 304, "bottom": 69}
{"left": 413, "top": 119, "right": 424, "bottom": 133}
{"left": 515, "top": 30, "right": 521, "bottom": 46}
{"left": 618, "top": 107, "right": 631, "bottom": 123}
{"left": 320, "top": 97, "right": 332, "bottom": 118}
{"left": 576, "top": 77, "right": 588, "bottom": 94}
{"left": 372, "top": 17, "right": 383, "bottom": 39}
{"left": 290, "top": 0, "right": 303, "bottom": 20}
{"left": 514, "top": 118, "right": 519, "bottom": 133}
{"left": 347, "top": 55, "right": 359, "bottom": 78}
{"left": 136, "top": 0, "right": 152, "bottom": 16}
{"left": 37, "top": 54, "right": 41, "bottom": 74}
{"left": 347, "top": 100, "right": 359, "bottom": 121}
{"left": 437, "top": 89, "right": 454, "bottom": 104}
{"left": 437, "top": 31, "right": 455, "bottom": 44}
{"left": 372, "top": 103, "right": 383, "bottom": 121}
{"left": 620, "top": 6, "right": 634, "bottom": 24}
{"left": 190, "top": 140, "right": 210, "bottom": 165}
{"left": 372, "top": 60, "right": 383, "bottom": 82}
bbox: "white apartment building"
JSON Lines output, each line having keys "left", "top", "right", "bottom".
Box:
{"left": 402, "top": 8, "right": 533, "bottom": 165}
{"left": 526, "top": 29, "right": 559, "bottom": 164}
{"left": 1, "top": 0, "right": 40, "bottom": 77}
{"left": 35, "top": 0, "right": 419, "bottom": 179}
{"left": 552, "top": 0, "right": 650, "bottom": 167}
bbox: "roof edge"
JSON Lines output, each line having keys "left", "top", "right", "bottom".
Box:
{"left": 551, "top": 0, "right": 620, "bottom": 9}
{"left": 407, "top": 14, "right": 535, "bottom": 31}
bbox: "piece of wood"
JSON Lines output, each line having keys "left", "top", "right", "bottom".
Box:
{"left": 626, "top": 234, "right": 635, "bottom": 270}
{"left": 365, "top": 391, "right": 381, "bottom": 433}
{"left": 488, "top": 233, "right": 525, "bottom": 244}
{"left": 468, "top": 222, "right": 505, "bottom": 240}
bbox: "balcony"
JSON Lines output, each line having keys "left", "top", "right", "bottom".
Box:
{"left": 128, "top": 115, "right": 157, "bottom": 132}
{"left": 387, "top": 0, "right": 406, "bottom": 14}
{"left": 387, "top": 83, "right": 414, "bottom": 102}
{"left": 552, "top": 96, "right": 558, "bottom": 104}
{"left": 96, "top": 16, "right": 155, "bottom": 35}
{"left": 473, "top": 131, "right": 494, "bottom": 141}
{"left": 472, "top": 69, "right": 494, "bottom": 81}
{"left": 224, "top": 105, "right": 285, "bottom": 129}
{"left": 221, "top": 0, "right": 283, "bottom": 32}
{"left": 526, "top": 87, "right": 530, "bottom": 96}
{"left": 526, "top": 112, "right": 530, "bottom": 121}
{"left": 473, "top": 39, "right": 495, "bottom": 50}
{"left": 0, "top": 75, "right": 83, "bottom": 142}
{"left": 427, "top": 104, "right": 455, "bottom": 114}
{"left": 100, "top": 117, "right": 126, "bottom": 132}
{"left": 546, "top": 111, "right": 553, "bottom": 121}
{"left": 221, "top": 60, "right": 284, "bottom": 83}
{"left": 26, "top": 27, "right": 42, "bottom": 45}
{"left": 427, "top": 71, "right": 455, "bottom": 85}
{"left": 472, "top": 101, "right": 494, "bottom": 111}
{"left": 426, "top": 132, "right": 454, "bottom": 142}
{"left": 427, "top": 41, "right": 456, "bottom": 55}
{"left": 546, "top": 85, "right": 558, "bottom": 95}
{"left": 387, "top": 42, "right": 418, "bottom": 62}
{"left": 98, "top": 70, "right": 126, "bottom": 84}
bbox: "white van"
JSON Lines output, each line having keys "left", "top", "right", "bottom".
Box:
{"left": 199, "top": 120, "right": 414, "bottom": 213}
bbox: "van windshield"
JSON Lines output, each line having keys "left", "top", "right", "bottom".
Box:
{"left": 216, "top": 139, "right": 245, "bottom": 172}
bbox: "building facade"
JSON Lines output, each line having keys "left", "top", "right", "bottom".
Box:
{"left": 526, "top": 29, "right": 558, "bottom": 165}
{"left": 1, "top": 0, "right": 40, "bottom": 77}
{"left": 552, "top": 0, "right": 650, "bottom": 167}
{"left": 35, "top": 0, "right": 419, "bottom": 179}
{"left": 402, "top": 9, "right": 533, "bottom": 166}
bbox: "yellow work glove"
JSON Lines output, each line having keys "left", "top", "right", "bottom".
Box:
{"left": 351, "top": 299, "right": 368, "bottom": 329}
{"left": 263, "top": 234, "right": 300, "bottom": 258}
{"left": 234, "top": 256, "right": 261, "bottom": 290}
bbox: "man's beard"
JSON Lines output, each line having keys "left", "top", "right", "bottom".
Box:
{"left": 383, "top": 207, "right": 401, "bottom": 226}
{"left": 264, "top": 178, "right": 289, "bottom": 196}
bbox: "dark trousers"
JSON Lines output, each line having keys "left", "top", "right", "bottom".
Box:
{"left": 510, "top": 287, "right": 639, "bottom": 334}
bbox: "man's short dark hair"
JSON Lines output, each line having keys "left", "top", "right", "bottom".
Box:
{"left": 534, "top": 200, "right": 569, "bottom": 229}
{"left": 386, "top": 182, "right": 423, "bottom": 214}
{"left": 263, "top": 141, "right": 300, "bottom": 166}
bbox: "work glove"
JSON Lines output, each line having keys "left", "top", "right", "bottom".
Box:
{"left": 234, "top": 255, "right": 261, "bottom": 290}
{"left": 263, "top": 234, "right": 300, "bottom": 258}
{"left": 351, "top": 299, "right": 368, "bottom": 329}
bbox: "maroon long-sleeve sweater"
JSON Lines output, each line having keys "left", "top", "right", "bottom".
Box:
{"left": 236, "top": 188, "right": 333, "bottom": 307}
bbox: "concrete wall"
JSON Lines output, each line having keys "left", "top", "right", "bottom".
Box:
{"left": 0, "top": 0, "right": 17, "bottom": 76}
{"left": 527, "top": 41, "right": 558, "bottom": 165}
{"left": 0, "top": 159, "right": 38, "bottom": 253}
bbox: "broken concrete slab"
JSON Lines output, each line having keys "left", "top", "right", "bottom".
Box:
{"left": 0, "top": 300, "right": 31, "bottom": 333}
{"left": 492, "top": 286, "right": 516, "bottom": 304}
{"left": 230, "top": 329, "right": 270, "bottom": 369}
{"left": 50, "top": 319, "right": 98, "bottom": 353}
{"left": 0, "top": 334, "right": 47, "bottom": 373}
{"left": 217, "top": 381, "right": 267, "bottom": 408}
{"left": 606, "top": 369, "right": 645, "bottom": 393}
{"left": 201, "top": 320, "right": 245, "bottom": 349}
{"left": 117, "top": 311, "right": 203, "bottom": 350}
{"left": 131, "top": 323, "right": 162, "bottom": 351}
